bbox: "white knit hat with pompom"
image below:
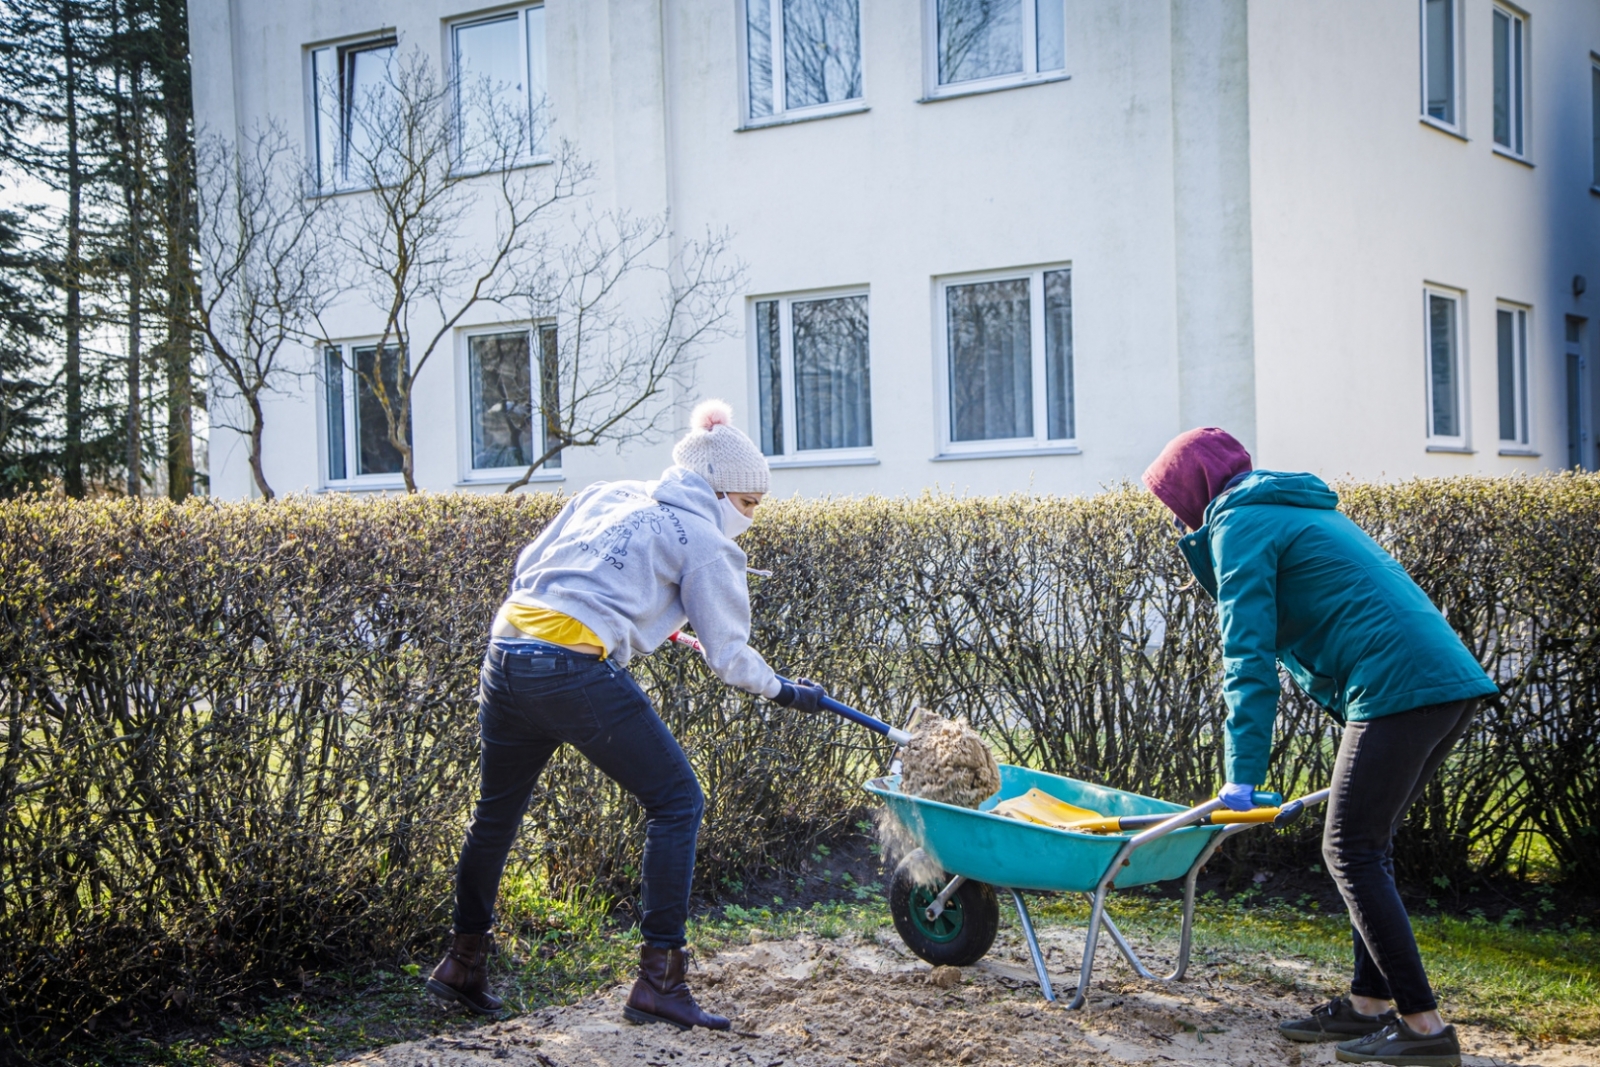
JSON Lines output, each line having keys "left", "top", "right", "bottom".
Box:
{"left": 672, "top": 399, "right": 770, "bottom": 494}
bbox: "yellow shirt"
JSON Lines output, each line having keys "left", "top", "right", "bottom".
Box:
{"left": 497, "top": 602, "right": 607, "bottom": 657}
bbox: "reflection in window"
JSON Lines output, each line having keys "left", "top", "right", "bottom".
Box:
{"left": 1496, "top": 307, "right": 1529, "bottom": 446}
{"left": 755, "top": 293, "right": 872, "bottom": 455}
{"left": 1427, "top": 293, "right": 1460, "bottom": 441}
{"left": 935, "top": 0, "right": 1064, "bottom": 88}
{"left": 942, "top": 267, "right": 1074, "bottom": 449}
{"left": 792, "top": 296, "right": 871, "bottom": 451}
{"left": 1491, "top": 7, "right": 1525, "bottom": 155}
{"left": 311, "top": 39, "right": 397, "bottom": 191}
{"left": 353, "top": 344, "right": 407, "bottom": 476}
{"left": 746, "top": 0, "right": 862, "bottom": 121}
{"left": 452, "top": 6, "right": 548, "bottom": 169}
{"left": 1422, "top": 0, "right": 1456, "bottom": 125}
{"left": 948, "top": 278, "right": 1033, "bottom": 441}
{"left": 324, "top": 348, "right": 347, "bottom": 482}
{"left": 467, "top": 327, "right": 562, "bottom": 472}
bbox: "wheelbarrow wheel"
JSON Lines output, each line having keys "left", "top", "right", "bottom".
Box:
{"left": 888, "top": 850, "right": 999, "bottom": 967}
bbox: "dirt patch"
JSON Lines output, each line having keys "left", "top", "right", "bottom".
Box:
{"left": 341, "top": 927, "right": 1593, "bottom": 1067}
{"left": 896, "top": 714, "right": 1000, "bottom": 809}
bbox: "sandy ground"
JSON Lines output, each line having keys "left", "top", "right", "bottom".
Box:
{"left": 343, "top": 923, "right": 1595, "bottom": 1067}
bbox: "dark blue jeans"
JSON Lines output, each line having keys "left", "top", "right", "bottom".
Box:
{"left": 1323, "top": 698, "right": 1478, "bottom": 1016}
{"left": 452, "top": 640, "right": 704, "bottom": 948}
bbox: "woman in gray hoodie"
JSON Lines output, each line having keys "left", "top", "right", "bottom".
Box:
{"left": 427, "top": 401, "right": 825, "bottom": 1029}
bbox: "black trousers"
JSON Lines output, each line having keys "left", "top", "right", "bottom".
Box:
{"left": 451, "top": 640, "right": 705, "bottom": 948}
{"left": 1322, "top": 698, "right": 1478, "bottom": 1015}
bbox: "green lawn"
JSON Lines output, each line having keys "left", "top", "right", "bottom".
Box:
{"left": 96, "top": 880, "right": 1596, "bottom": 1066}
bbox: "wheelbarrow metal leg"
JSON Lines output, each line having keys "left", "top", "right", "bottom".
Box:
{"left": 1007, "top": 889, "right": 1055, "bottom": 1002}
{"left": 1099, "top": 911, "right": 1157, "bottom": 980}
{"left": 1067, "top": 883, "right": 1112, "bottom": 1010}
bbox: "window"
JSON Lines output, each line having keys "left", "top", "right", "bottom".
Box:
{"left": 451, "top": 6, "right": 548, "bottom": 168}
{"left": 753, "top": 292, "right": 872, "bottom": 461}
{"left": 1424, "top": 289, "right": 1466, "bottom": 448}
{"left": 1591, "top": 59, "right": 1599, "bottom": 188}
{"left": 744, "top": 0, "right": 863, "bottom": 124}
{"left": 463, "top": 326, "right": 561, "bottom": 478}
{"left": 310, "top": 38, "right": 398, "bottom": 192}
{"left": 1420, "top": 0, "right": 1458, "bottom": 129}
{"left": 1567, "top": 317, "right": 1591, "bottom": 469}
{"left": 937, "top": 266, "right": 1074, "bottom": 454}
{"left": 323, "top": 342, "right": 411, "bottom": 484}
{"left": 1491, "top": 7, "right": 1526, "bottom": 157}
{"left": 1496, "top": 305, "right": 1529, "bottom": 446}
{"left": 927, "top": 0, "right": 1066, "bottom": 97}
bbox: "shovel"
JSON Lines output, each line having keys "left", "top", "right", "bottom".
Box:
{"left": 667, "top": 630, "right": 913, "bottom": 745}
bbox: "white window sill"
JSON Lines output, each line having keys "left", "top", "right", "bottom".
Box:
{"left": 1419, "top": 115, "right": 1468, "bottom": 142}
{"left": 319, "top": 479, "right": 408, "bottom": 493}
{"left": 1425, "top": 443, "right": 1475, "bottom": 454}
{"left": 1491, "top": 145, "right": 1534, "bottom": 168}
{"left": 919, "top": 71, "right": 1070, "bottom": 104}
{"left": 458, "top": 468, "right": 564, "bottom": 487}
{"left": 767, "top": 451, "right": 879, "bottom": 469}
{"left": 450, "top": 155, "right": 556, "bottom": 179}
{"left": 738, "top": 102, "right": 869, "bottom": 131}
{"left": 932, "top": 443, "right": 1081, "bottom": 461}
{"left": 1497, "top": 446, "right": 1540, "bottom": 457}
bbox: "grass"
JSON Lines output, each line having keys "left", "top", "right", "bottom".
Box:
{"left": 1031, "top": 889, "right": 1600, "bottom": 1043}
{"left": 75, "top": 876, "right": 1597, "bottom": 1065}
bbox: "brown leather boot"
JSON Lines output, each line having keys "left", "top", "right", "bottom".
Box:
{"left": 623, "top": 945, "right": 729, "bottom": 1031}
{"left": 425, "top": 931, "right": 504, "bottom": 1015}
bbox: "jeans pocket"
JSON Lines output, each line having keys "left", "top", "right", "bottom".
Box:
{"left": 501, "top": 653, "right": 604, "bottom": 745}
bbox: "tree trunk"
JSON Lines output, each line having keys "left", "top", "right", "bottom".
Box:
{"left": 248, "top": 395, "right": 273, "bottom": 500}
{"left": 62, "top": 2, "right": 83, "bottom": 498}
{"left": 122, "top": 46, "right": 144, "bottom": 497}
{"left": 158, "top": 0, "right": 193, "bottom": 500}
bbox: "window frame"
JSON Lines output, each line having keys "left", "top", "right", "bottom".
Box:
{"left": 1418, "top": 0, "right": 1463, "bottom": 136}
{"left": 307, "top": 35, "right": 399, "bottom": 194}
{"left": 736, "top": 0, "right": 869, "bottom": 129}
{"left": 1590, "top": 55, "right": 1600, "bottom": 193}
{"left": 748, "top": 286, "right": 877, "bottom": 468}
{"left": 1495, "top": 302, "right": 1532, "bottom": 451}
{"left": 455, "top": 322, "right": 565, "bottom": 486}
{"left": 319, "top": 337, "right": 412, "bottom": 491}
{"left": 1422, "top": 286, "right": 1470, "bottom": 452}
{"left": 920, "top": 0, "right": 1070, "bottom": 103}
{"left": 1490, "top": 4, "right": 1529, "bottom": 161}
{"left": 933, "top": 263, "right": 1078, "bottom": 460}
{"left": 446, "top": 4, "right": 551, "bottom": 173}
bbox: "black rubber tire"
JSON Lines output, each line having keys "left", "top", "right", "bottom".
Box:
{"left": 887, "top": 850, "right": 1000, "bottom": 967}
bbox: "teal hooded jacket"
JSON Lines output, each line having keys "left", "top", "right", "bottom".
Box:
{"left": 1177, "top": 471, "right": 1498, "bottom": 785}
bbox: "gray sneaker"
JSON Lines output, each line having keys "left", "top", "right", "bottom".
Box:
{"left": 1280, "top": 997, "right": 1397, "bottom": 1043}
{"left": 1335, "top": 1019, "right": 1461, "bottom": 1066}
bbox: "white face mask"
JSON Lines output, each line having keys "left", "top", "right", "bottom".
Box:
{"left": 718, "top": 495, "right": 754, "bottom": 539}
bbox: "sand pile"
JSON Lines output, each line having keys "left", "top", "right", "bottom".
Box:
{"left": 897, "top": 713, "right": 1000, "bottom": 809}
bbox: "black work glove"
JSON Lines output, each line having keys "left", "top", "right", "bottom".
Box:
{"left": 774, "top": 677, "right": 827, "bottom": 714}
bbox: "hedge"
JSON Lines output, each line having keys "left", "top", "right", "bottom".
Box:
{"left": 1, "top": 475, "right": 1596, "bottom": 1057}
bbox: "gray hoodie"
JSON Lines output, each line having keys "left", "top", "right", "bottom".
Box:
{"left": 501, "top": 465, "right": 781, "bottom": 698}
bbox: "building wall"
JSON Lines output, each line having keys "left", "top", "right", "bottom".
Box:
{"left": 188, "top": 0, "right": 1600, "bottom": 500}
{"left": 1246, "top": 0, "right": 1600, "bottom": 481}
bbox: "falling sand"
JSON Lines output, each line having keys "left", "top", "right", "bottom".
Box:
{"left": 896, "top": 713, "right": 1000, "bottom": 809}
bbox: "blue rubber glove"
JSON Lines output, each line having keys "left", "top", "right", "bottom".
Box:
{"left": 1219, "top": 782, "right": 1257, "bottom": 812}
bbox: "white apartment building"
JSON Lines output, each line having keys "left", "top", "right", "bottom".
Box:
{"left": 188, "top": 0, "right": 1600, "bottom": 500}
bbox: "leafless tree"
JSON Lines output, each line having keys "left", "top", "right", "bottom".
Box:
{"left": 193, "top": 123, "right": 338, "bottom": 499}
{"left": 502, "top": 215, "right": 743, "bottom": 492}
{"left": 333, "top": 48, "right": 585, "bottom": 493}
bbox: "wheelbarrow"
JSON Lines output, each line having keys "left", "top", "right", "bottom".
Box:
{"left": 865, "top": 765, "right": 1330, "bottom": 1008}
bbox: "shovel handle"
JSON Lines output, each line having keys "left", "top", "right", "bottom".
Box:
{"left": 667, "top": 633, "right": 913, "bottom": 745}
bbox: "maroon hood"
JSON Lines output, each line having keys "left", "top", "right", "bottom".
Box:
{"left": 1141, "top": 428, "right": 1253, "bottom": 532}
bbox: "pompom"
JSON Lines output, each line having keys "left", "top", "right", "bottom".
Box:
{"left": 690, "top": 398, "right": 734, "bottom": 432}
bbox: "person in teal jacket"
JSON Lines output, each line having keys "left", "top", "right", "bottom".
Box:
{"left": 1144, "top": 428, "right": 1497, "bottom": 1067}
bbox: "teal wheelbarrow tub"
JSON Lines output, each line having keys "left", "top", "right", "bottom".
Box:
{"left": 865, "top": 764, "right": 1329, "bottom": 1008}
